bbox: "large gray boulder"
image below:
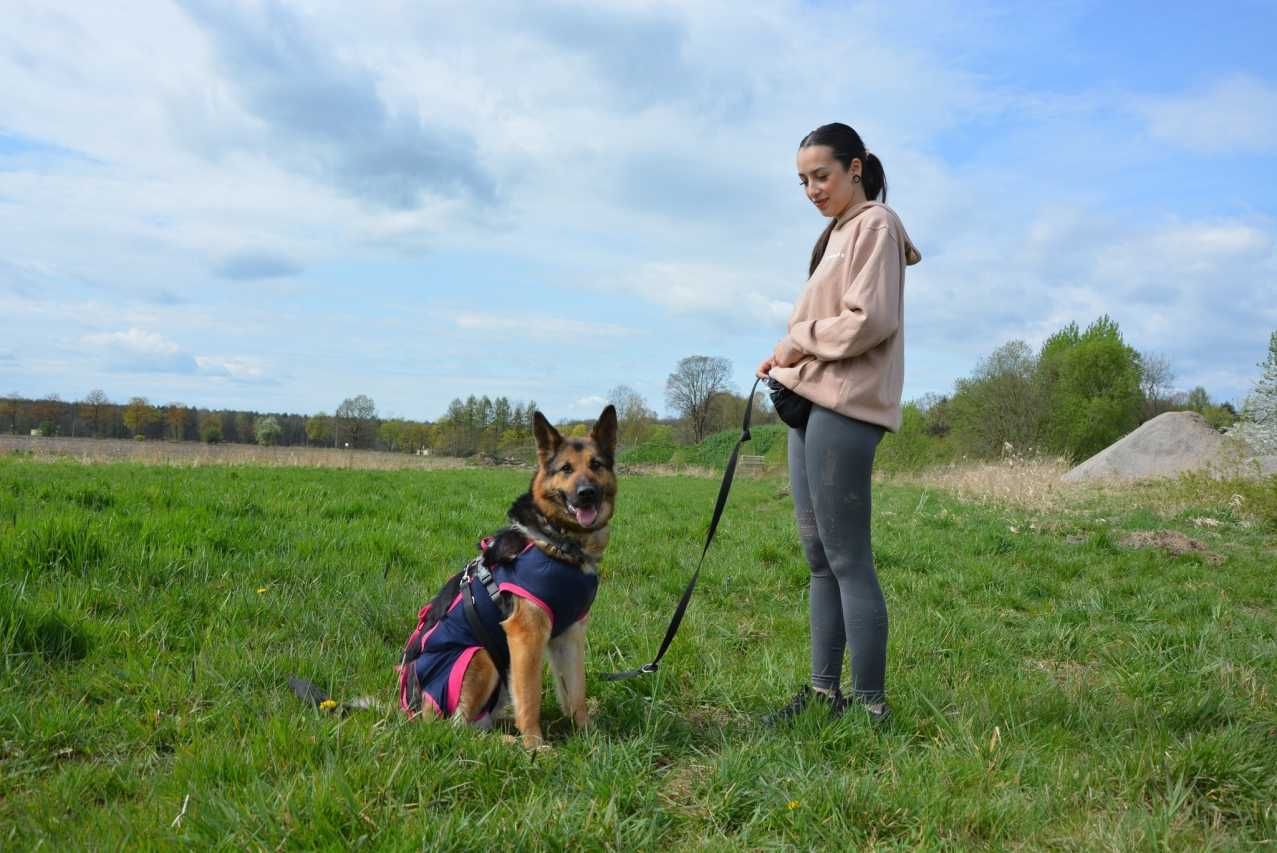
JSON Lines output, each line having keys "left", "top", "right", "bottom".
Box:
{"left": 1062, "top": 411, "right": 1275, "bottom": 483}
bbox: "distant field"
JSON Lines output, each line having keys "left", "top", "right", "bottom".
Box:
{"left": 1, "top": 458, "right": 1274, "bottom": 848}
{"left": 0, "top": 434, "right": 465, "bottom": 471}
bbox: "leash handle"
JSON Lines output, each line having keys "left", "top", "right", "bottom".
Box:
{"left": 601, "top": 377, "right": 762, "bottom": 681}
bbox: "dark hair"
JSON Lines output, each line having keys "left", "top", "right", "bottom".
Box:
{"left": 800, "top": 123, "right": 887, "bottom": 276}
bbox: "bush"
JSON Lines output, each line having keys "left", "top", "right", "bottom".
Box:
{"left": 876, "top": 403, "right": 956, "bottom": 474}
{"left": 255, "top": 416, "right": 282, "bottom": 447}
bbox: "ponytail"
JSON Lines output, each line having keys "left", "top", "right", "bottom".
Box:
{"left": 861, "top": 151, "right": 887, "bottom": 203}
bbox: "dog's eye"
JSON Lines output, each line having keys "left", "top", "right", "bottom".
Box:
{"left": 559, "top": 463, "right": 573, "bottom": 474}
{"left": 589, "top": 459, "right": 603, "bottom": 471}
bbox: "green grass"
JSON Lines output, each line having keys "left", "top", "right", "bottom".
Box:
{"left": 2, "top": 457, "right": 1275, "bottom": 849}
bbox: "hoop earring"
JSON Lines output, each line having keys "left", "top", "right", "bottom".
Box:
{"left": 852, "top": 175, "right": 861, "bottom": 184}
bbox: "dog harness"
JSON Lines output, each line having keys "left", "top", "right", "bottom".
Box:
{"left": 398, "top": 540, "right": 599, "bottom": 720}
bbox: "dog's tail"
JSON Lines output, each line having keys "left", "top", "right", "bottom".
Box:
{"left": 288, "top": 676, "right": 382, "bottom": 715}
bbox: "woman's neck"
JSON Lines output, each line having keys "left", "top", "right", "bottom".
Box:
{"left": 832, "top": 189, "right": 869, "bottom": 221}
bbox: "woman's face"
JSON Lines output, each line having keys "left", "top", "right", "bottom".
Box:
{"left": 797, "top": 145, "right": 862, "bottom": 219}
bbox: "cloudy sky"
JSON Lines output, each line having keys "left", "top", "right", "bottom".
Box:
{"left": 2, "top": 0, "right": 1275, "bottom": 421}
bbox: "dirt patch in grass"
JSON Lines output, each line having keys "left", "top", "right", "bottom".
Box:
{"left": 1118, "top": 530, "right": 1224, "bottom": 564}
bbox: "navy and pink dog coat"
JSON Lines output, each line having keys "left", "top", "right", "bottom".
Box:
{"left": 398, "top": 541, "right": 598, "bottom": 719}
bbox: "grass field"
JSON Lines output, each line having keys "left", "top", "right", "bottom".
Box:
{"left": 2, "top": 456, "right": 1275, "bottom": 849}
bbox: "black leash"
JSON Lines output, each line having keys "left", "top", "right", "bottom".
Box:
{"left": 601, "top": 377, "right": 763, "bottom": 681}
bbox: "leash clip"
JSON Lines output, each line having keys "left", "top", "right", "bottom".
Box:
{"left": 639, "top": 662, "right": 659, "bottom": 675}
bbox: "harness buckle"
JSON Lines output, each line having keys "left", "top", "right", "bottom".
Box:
{"left": 464, "top": 560, "right": 507, "bottom": 616}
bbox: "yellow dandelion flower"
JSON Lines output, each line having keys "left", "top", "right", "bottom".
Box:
{"left": 256, "top": 587, "right": 268, "bottom": 594}
{"left": 786, "top": 800, "right": 800, "bottom": 810}
{"left": 319, "top": 699, "right": 338, "bottom": 711}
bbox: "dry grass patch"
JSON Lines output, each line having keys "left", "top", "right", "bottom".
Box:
{"left": 888, "top": 456, "right": 1076, "bottom": 513}
{"left": 1, "top": 435, "right": 466, "bottom": 471}
{"left": 892, "top": 455, "right": 1274, "bottom": 533}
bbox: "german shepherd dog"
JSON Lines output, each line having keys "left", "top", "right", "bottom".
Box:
{"left": 400, "top": 405, "right": 617, "bottom": 749}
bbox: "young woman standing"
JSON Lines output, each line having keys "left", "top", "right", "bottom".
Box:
{"left": 757, "top": 123, "right": 921, "bottom": 724}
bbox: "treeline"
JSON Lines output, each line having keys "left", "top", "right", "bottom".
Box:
{"left": 878, "top": 315, "right": 1243, "bottom": 471}
{"left": 10, "top": 316, "right": 1246, "bottom": 468}
{"left": 0, "top": 366, "right": 768, "bottom": 459}
{"left": 0, "top": 392, "right": 316, "bottom": 446}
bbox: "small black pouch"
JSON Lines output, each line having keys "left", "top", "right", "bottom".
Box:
{"left": 766, "top": 377, "right": 812, "bottom": 429}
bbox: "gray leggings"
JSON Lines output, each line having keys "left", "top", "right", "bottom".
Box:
{"left": 788, "top": 405, "right": 887, "bottom": 701}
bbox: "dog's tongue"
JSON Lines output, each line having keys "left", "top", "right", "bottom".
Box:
{"left": 574, "top": 505, "right": 598, "bottom": 527}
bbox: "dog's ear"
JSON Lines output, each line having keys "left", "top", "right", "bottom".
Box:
{"left": 532, "top": 411, "right": 563, "bottom": 465}
{"left": 591, "top": 405, "right": 618, "bottom": 458}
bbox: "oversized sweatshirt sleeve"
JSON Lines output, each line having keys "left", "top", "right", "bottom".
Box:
{"left": 775, "top": 225, "right": 902, "bottom": 363}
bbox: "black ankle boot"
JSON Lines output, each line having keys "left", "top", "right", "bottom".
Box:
{"left": 762, "top": 685, "right": 844, "bottom": 726}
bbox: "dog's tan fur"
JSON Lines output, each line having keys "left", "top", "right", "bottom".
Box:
{"left": 451, "top": 406, "right": 617, "bottom": 749}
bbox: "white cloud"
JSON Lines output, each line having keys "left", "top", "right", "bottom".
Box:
{"left": 1136, "top": 75, "right": 1277, "bottom": 154}
{"left": 193, "top": 355, "right": 269, "bottom": 381}
{"left": 454, "top": 313, "right": 637, "bottom": 341}
{"left": 82, "top": 327, "right": 182, "bottom": 356}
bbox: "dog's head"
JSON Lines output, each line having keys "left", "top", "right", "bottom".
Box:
{"left": 530, "top": 405, "right": 618, "bottom": 532}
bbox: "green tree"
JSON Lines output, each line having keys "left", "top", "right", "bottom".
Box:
{"left": 876, "top": 402, "right": 942, "bottom": 473}
{"left": 1037, "top": 315, "right": 1143, "bottom": 462}
{"left": 1185, "top": 386, "right": 1211, "bottom": 412}
{"left": 235, "top": 412, "right": 256, "bottom": 445}
{"left": 123, "top": 396, "right": 157, "bottom": 437}
{"left": 948, "top": 340, "right": 1042, "bottom": 458}
{"left": 306, "top": 413, "right": 333, "bottom": 447}
{"left": 917, "top": 393, "right": 951, "bottom": 437}
{"left": 199, "top": 413, "right": 222, "bottom": 444}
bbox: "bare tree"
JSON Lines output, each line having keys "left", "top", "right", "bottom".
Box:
{"left": 665, "top": 356, "right": 732, "bottom": 443}
{"left": 607, "top": 384, "right": 657, "bottom": 447}
{"left": 81, "top": 389, "right": 110, "bottom": 437}
{"left": 166, "top": 403, "right": 189, "bottom": 441}
{"left": 0, "top": 393, "right": 18, "bottom": 434}
{"left": 1139, "top": 351, "right": 1174, "bottom": 421}
{"left": 32, "top": 393, "right": 64, "bottom": 435}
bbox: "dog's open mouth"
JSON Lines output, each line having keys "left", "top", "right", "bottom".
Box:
{"left": 566, "top": 500, "right": 599, "bottom": 528}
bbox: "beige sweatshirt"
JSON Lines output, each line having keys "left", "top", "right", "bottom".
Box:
{"left": 770, "top": 200, "right": 921, "bottom": 432}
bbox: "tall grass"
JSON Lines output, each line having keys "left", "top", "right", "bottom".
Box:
{"left": 1, "top": 458, "right": 1274, "bottom": 848}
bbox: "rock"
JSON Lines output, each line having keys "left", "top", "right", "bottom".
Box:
{"left": 1062, "top": 411, "right": 1272, "bottom": 483}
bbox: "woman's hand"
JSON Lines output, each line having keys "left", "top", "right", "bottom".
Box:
{"left": 755, "top": 355, "right": 775, "bottom": 379}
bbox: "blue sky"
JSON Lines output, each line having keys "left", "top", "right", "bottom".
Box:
{"left": 2, "top": 0, "right": 1275, "bottom": 422}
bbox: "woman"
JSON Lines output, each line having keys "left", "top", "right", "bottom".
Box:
{"left": 757, "top": 123, "right": 921, "bottom": 724}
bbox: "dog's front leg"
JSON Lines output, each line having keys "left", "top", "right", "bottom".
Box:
{"left": 548, "top": 619, "right": 588, "bottom": 729}
{"left": 502, "top": 597, "right": 552, "bottom": 749}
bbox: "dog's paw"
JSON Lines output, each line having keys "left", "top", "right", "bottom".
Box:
{"left": 501, "top": 732, "right": 550, "bottom": 751}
